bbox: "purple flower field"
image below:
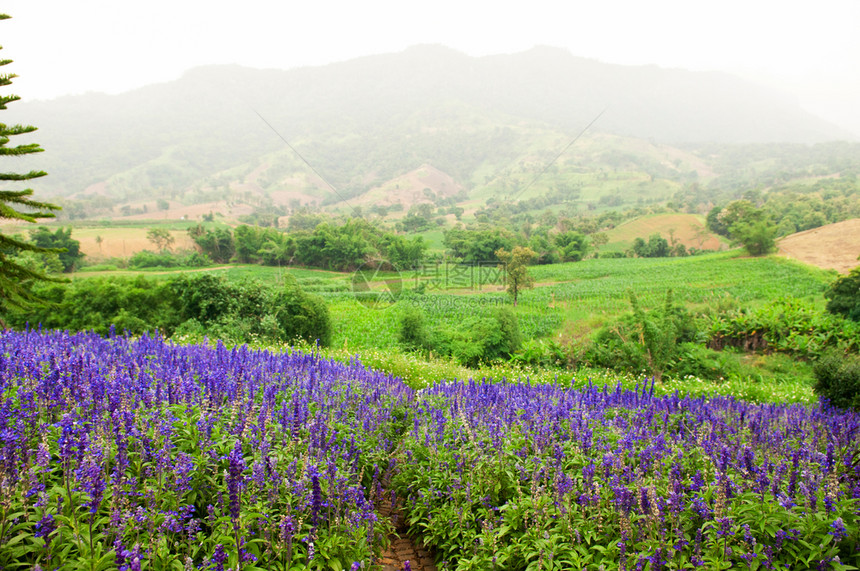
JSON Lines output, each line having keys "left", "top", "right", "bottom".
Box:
{"left": 393, "top": 381, "right": 860, "bottom": 570}
{"left": 1, "top": 329, "right": 859, "bottom": 570}
{"left": 1, "top": 329, "right": 411, "bottom": 570}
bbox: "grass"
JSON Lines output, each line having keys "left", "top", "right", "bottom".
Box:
{"left": 267, "top": 341, "right": 816, "bottom": 404}
{"left": 313, "top": 251, "right": 830, "bottom": 404}
{"left": 414, "top": 228, "right": 446, "bottom": 252}
{"left": 526, "top": 252, "right": 833, "bottom": 320}
{"left": 73, "top": 263, "right": 350, "bottom": 282}
{"left": 70, "top": 250, "right": 834, "bottom": 405}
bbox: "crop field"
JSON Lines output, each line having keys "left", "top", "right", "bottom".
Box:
{"left": 2, "top": 330, "right": 857, "bottom": 570}
{"left": 321, "top": 252, "right": 835, "bottom": 352}
{"left": 327, "top": 293, "right": 563, "bottom": 352}
{"left": 71, "top": 227, "right": 197, "bottom": 260}
{"left": 525, "top": 253, "right": 833, "bottom": 317}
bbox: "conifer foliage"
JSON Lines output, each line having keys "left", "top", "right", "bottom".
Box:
{"left": 0, "top": 13, "right": 61, "bottom": 317}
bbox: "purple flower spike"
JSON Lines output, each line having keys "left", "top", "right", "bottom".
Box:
{"left": 211, "top": 544, "right": 228, "bottom": 571}
{"left": 227, "top": 441, "right": 245, "bottom": 522}
{"left": 830, "top": 517, "right": 848, "bottom": 542}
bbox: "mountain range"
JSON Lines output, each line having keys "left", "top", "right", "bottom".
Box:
{"left": 3, "top": 45, "right": 854, "bottom": 218}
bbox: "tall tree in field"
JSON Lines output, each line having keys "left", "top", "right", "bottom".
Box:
{"left": 147, "top": 227, "right": 175, "bottom": 252}
{"left": 0, "top": 13, "right": 62, "bottom": 319}
{"left": 496, "top": 246, "right": 537, "bottom": 306}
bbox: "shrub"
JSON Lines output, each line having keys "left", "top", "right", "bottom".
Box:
{"left": 511, "top": 338, "right": 568, "bottom": 367}
{"left": 398, "top": 307, "right": 429, "bottom": 351}
{"left": 813, "top": 350, "right": 860, "bottom": 410}
{"left": 129, "top": 249, "right": 212, "bottom": 269}
{"left": 705, "top": 297, "right": 860, "bottom": 358}
{"left": 599, "top": 251, "right": 626, "bottom": 259}
{"left": 12, "top": 273, "right": 330, "bottom": 346}
{"left": 586, "top": 290, "right": 698, "bottom": 380}
{"left": 450, "top": 307, "right": 522, "bottom": 367}
{"left": 9, "top": 276, "right": 179, "bottom": 335}
{"left": 273, "top": 275, "right": 332, "bottom": 345}
{"left": 825, "top": 267, "right": 860, "bottom": 322}
{"left": 129, "top": 249, "right": 179, "bottom": 268}
{"left": 170, "top": 273, "right": 236, "bottom": 324}
{"left": 731, "top": 219, "right": 777, "bottom": 256}
{"left": 670, "top": 342, "right": 736, "bottom": 380}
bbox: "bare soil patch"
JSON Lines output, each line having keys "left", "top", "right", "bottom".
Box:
{"left": 778, "top": 219, "right": 860, "bottom": 274}
{"left": 351, "top": 165, "right": 462, "bottom": 209}
{"left": 606, "top": 213, "right": 725, "bottom": 251}
{"left": 73, "top": 228, "right": 197, "bottom": 260}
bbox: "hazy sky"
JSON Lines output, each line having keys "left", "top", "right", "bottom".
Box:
{"left": 3, "top": 0, "right": 859, "bottom": 135}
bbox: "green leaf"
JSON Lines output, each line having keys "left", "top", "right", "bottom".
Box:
{"left": 95, "top": 551, "right": 119, "bottom": 571}
{"left": 1, "top": 533, "right": 28, "bottom": 549}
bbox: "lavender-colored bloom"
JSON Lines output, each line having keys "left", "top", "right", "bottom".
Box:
{"left": 310, "top": 471, "right": 325, "bottom": 528}
{"left": 649, "top": 547, "right": 666, "bottom": 571}
{"left": 210, "top": 544, "right": 228, "bottom": 571}
{"left": 4, "top": 328, "right": 860, "bottom": 570}
{"left": 227, "top": 441, "right": 245, "bottom": 522}
{"left": 830, "top": 517, "right": 848, "bottom": 542}
{"left": 716, "top": 517, "right": 734, "bottom": 538}
{"left": 34, "top": 512, "right": 55, "bottom": 546}
{"left": 116, "top": 543, "right": 142, "bottom": 571}
{"left": 77, "top": 444, "right": 106, "bottom": 514}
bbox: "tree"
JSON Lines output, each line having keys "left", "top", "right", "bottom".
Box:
{"left": 189, "top": 226, "right": 234, "bottom": 263}
{"left": 590, "top": 232, "right": 609, "bottom": 255}
{"left": 0, "top": 14, "right": 62, "bottom": 318}
{"left": 258, "top": 231, "right": 296, "bottom": 266}
{"left": 146, "top": 227, "right": 175, "bottom": 252}
{"left": 632, "top": 233, "right": 670, "bottom": 258}
{"left": 495, "top": 246, "right": 537, "bottom": 306}
{"left": 707, "top": 200, "right": 760, "bottom": 237}
{"left": 730, "top": 220, "right": 776, "bottom": 256}
{"left": 444, "top": 227, "right": 516, "bottom": 263}
{"left": 382, "top": 234, "right": 427, "bottom": 270}
{"left": 554, "top": 231, "right": 589, "bottom": 262}
{"left": 29, "top": 226, "right": 83, "bottom": 272}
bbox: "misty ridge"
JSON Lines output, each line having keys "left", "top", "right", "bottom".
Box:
{"left": 5, "top": 44, "right": 857, "bottom": 206}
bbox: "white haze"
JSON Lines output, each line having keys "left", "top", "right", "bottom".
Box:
{"left": 3, "top": 0, "right": 859, "bottom": 137}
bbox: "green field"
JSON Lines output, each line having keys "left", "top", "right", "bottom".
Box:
{"left": 526, "top": 251, "right": 832, "bottom": 313}
{"left": 323, "top": 252, "right": 831, "bottom": 343}
{"left": 75, "top": 251, "right": 835, "bottom": 346}
{"left": 64, "top": 250, "right": 841, "bottom": 404}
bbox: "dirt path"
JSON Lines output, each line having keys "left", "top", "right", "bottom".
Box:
{"left": 376, "top": 487, "right": 436, "bottom": 571}
{"left": 372, "top": 443, "right": 437, "bottom": 571}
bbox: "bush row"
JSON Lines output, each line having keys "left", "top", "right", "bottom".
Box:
{"left": 8, "top": 274, "right": 332, "bottom": 346}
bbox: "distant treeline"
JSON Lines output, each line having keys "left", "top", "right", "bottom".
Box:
{"left": 131, "top": 209, "right": 709, "bottom": 273}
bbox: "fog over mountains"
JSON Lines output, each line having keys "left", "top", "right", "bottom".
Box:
{"left": 6, "top": 45, "right": 853, "bottom": 201}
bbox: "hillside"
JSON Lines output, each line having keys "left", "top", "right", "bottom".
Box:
{"left": 5, "top": 45, "right": 855, "bottom": 224}
{"left": 778, "top": 218, "right": 860, "bottom": 273}
{"left": 602, "top": 213, "right": 727, "bottom": 252}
